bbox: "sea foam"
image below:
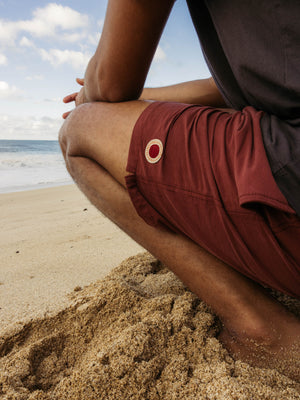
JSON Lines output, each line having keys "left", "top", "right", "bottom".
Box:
{"left": 0, "top": 140, "right": 72, "bottom": 193}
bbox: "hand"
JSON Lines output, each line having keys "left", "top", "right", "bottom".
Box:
{"left": 62, "top": 78, "right": 86, "bottom": 119}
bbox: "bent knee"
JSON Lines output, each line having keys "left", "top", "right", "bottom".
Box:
{"left": 59, "top": 103, "right": 93, "bottom": 159}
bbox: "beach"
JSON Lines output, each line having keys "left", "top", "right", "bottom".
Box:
{"left": 0, "top": 184, "right": 143, "bottom": 334}
{"left": 0, "top": 184, "right": 299, "bottom": 399}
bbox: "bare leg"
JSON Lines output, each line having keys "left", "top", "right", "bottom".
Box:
{"left": 59, "top": 101, "right": 300, "bottom": 381}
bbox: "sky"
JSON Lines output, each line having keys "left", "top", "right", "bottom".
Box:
{"left": 0, "top": 0, "right": 210, "bottom": 140}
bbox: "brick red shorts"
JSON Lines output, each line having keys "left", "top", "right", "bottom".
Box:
{"left": 125, "top": 102, "right": 300, "bottom": 299}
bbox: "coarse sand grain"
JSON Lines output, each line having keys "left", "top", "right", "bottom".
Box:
{"left": 0, "top": 252, "right": 299, "bottom": 400}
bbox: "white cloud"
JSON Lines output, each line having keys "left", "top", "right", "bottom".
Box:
{"left": 26, "top": 74, "right": 44, "bottom": 81}
{"left": 20, "top": 3, "right": 89, "bottom": 38}
{"left": 154, "top": 46, "right": 167, "bottom": 62}
{"left": 0, "top": 53, "right": 7, "bottom": 65}
{"left": 61, "top": 32, "right": 85, "bottom": 43}
{"left": 0, "top": 3, "right": 89, "bottom": 46}
{"left": 0, "top": 114, "right": 62, "bottom": 140}
{"left": 39, "top": 48, "right": 91, "bottom": 70}
{"left": 35, "top": 3, "right": 88, "bottom": 30}
{"left": 19, "top": 36, "right": 35, "bottom": 47}
{"left": 0, "top": 20, "right": 20, "bottom": 46}
{"left": 0, "top": 81, "right": 23, "bottom": 100}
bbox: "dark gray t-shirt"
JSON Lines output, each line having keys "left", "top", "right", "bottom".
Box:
{"left": 187, "top": 0, "right": 300, "bottom": 216}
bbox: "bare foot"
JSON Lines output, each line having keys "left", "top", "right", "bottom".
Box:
{"left": 219, "top": 311, "right": 300, "bottom": 382}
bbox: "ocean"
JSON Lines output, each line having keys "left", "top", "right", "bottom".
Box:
{"left": 0, "top": 140, "right": 72, "bottom": 193}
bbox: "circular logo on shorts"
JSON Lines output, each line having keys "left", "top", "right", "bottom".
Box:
{"left": 145, "top": 139, "right": 163, "bottom": 164}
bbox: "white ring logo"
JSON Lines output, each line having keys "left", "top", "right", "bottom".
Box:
{"left": 145, "top": 139, "right": 163, "bottom": 164}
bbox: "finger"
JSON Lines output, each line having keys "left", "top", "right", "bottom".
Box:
{"left": 62, "top": 110, "right": 72, "bottom": 119}
{"left": 63, "top": 93, "right": 78, "bottom": 103}
{"left": 76, "top": 77, "right": 84, "bottom": 86}
{"left": 63, "top": 92, "right": 78, "bottom": 103}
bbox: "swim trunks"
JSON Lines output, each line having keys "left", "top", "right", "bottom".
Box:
{"left": 126, "top": 101, "right": 300, "bottom": 299}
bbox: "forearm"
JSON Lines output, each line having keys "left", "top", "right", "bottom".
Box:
{"left": 140, "top": 78, "right": 226, "bottom": 107}
{"left": 83, "top": 55, "right": 103, "bottom": 103}
{"left": 82, "top": 0, "right": 175, "bottom": 104}
{"left": 83, "top": 52, "right": 146, "bottom": 103}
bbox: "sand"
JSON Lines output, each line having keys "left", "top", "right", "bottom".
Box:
{"left": 0, "top": 186, "right": 299, "bottom": 399}
{"left": 0, "top": 185, "right": 142, "bottom": 334}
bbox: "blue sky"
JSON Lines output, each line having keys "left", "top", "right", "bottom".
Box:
{"left": 0, "top": 0, "right": 210, "bottom": 140}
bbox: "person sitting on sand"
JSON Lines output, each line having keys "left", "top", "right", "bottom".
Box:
{"left": 59, "top": 0, "right": 300, "bottom": 381}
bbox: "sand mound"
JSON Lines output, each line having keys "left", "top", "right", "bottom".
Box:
{"left": 0, "top": 252, "right": 299, "bottom": 400}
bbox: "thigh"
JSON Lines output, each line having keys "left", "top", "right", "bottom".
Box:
{"left": 125, "top": 101, "right": 300, "bottom": 298}
{"left": 61, "top": 100, "right": 151, "bottom": 187}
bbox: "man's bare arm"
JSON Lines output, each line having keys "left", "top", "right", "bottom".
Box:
{"left": 63, "top": 0, "right": 226, "bottom": 116}
{"left": 83, "top": 0, "right": 175, "bottom": 103}
{"left": 140, "top": 77, "right": 226, "bottom": 106}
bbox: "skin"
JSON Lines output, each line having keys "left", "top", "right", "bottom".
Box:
{"left": 59, "top": 0, "right": 300, "bottom": 382}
